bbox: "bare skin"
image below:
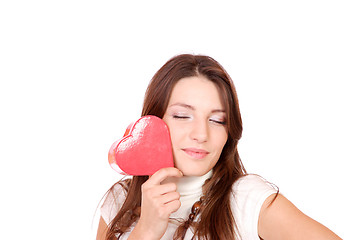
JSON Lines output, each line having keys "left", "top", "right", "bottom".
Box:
{"left": 258, "top": 193, "right": 342, "bottom": 240}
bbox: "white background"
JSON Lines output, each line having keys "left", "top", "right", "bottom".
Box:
{"left": 0, "top": 1, "right": 359, "bottom": 239}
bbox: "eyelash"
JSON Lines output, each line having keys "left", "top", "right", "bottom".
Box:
{"left": 172, "top": 115, "right": 190, "bottom": 119}
{"left": 211, "top": 119, "right": 226, "bottom": 125}
{"left": 172, "top": 115, "right": 226, "bottom": 125}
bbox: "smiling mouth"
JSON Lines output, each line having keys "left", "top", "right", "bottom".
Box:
{"left": 182, "top": 148, "right": 209, "bottom": 159}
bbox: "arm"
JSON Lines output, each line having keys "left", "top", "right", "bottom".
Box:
{"left": 258, "top": 194, "right": 342, "bottom": 240}
{"left": 96, "top": 217, "right": 111, "bottom": 240}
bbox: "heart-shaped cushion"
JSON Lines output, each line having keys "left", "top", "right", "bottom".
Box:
{"left": 108, "top": 115, "right": 174, "bottom": 176}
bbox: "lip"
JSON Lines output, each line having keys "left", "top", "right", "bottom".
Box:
{"left": 182, "top": 148, "right": 209, "bottom": 160}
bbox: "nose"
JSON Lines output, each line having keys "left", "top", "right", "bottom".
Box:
{"left": 189, "top": 119, "right": 208, "bottom": 143}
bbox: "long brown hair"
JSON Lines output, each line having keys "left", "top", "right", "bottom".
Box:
{"left": 106, "top": 54, "right": 247, "bottom": 239}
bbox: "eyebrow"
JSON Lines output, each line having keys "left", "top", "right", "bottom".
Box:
{"left": 169, "top": 103, "right": 225, "bottom": 113}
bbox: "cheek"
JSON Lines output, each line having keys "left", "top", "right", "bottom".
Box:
{"left": 163, "top": 118, "right": 175, "bottom": 140}
{"left": 216, "top": 131, "right": 228, "bottom": 151}
{"left": 167, "top": 123, "right": 182, "bottom": 147}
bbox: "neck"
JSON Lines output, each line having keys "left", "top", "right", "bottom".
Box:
{"left": 162, "top": 170, "right": 213, "bottom": 196}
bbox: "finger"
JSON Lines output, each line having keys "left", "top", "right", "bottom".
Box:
{"left": 164, "top": 199, "right": 181, "bottom": 214}
{"left": 151, "top": 183, "right": 177, "bottom": 196}
{"left": 142, "top": 183, "right": 177, "bottom": 199}
{"left": 157, "top": 191, "right": 181, "bottom": 205}
{"left": 147, "top": 167, "right": 183, "bottom": 186}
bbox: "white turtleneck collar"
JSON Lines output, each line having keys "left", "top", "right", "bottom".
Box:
{"left": 168, "top": 170, "right": 213, "bottom": 221}
{"left": 175, "top": 170, "right": 213, "bottom": 197}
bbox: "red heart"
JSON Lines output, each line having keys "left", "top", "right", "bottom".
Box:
{"left": 108, "top": 115, "right": 174, "bottom": 176}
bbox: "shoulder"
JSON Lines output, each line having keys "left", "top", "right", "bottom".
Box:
{"left": 230, "top": 174, "right": 278, "bottom": 239}
{"left": 100, "top": 180, "right": 130, "bottom": 225}
{"left": 232, "top": 174, "right": 278, "bottom": 197}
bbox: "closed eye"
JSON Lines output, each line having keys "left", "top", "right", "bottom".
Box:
{"left": 172, "top": 115, "right": 191, "bottom": 119}
{"left": 209, "top": 115, "right": 227, "bottom": 125}
{"left": 210, "top": 119, "right": 226, "bottom": 125}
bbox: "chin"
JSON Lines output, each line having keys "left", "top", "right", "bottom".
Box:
{"left": 183, "top": 170, "right": 207, "bottom": 177}
{"left": 176, "top": 163, "right": 213, "bottom": 177}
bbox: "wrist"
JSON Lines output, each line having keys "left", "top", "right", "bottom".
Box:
{"left": 128, "top": 220, "right": 160, "bottom": 240}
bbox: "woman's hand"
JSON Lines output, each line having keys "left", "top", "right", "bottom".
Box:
{"left": 128, "top": 167, "right": 183, "bottom": 240}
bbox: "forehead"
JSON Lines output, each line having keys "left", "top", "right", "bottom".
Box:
{"left": 168, "top": 75, "right": 224, "bottom": 109}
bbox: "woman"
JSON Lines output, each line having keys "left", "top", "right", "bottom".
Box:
{"left": 97, "top": 54, "right": 341, "bottom": 240}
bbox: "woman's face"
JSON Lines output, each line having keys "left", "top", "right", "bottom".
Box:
{"left": 162, "top": 75, "right": 228, "bottom": 176}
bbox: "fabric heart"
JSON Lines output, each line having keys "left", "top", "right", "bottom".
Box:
{"left": 108, "top": 115, "right": 174, "bottom": 176}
